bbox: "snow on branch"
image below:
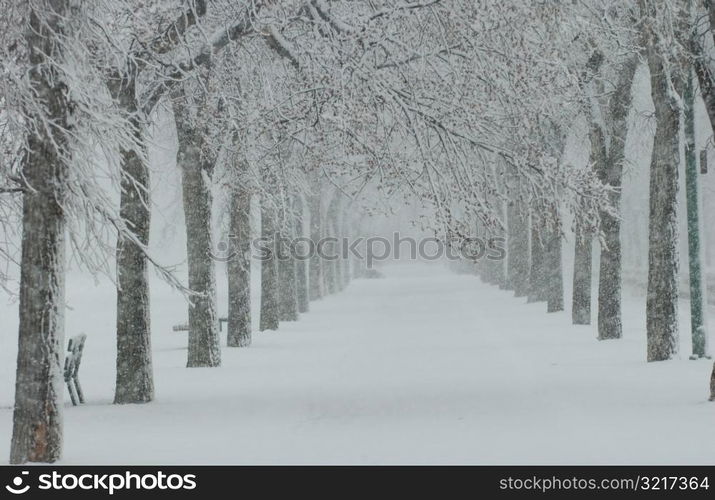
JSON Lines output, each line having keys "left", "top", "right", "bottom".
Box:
{"left": 142, "top": 0, "right": 208, "bottom": 58}
{"left": 309, "top": 0, "right": 358, "bottom": 34}
{"left": 368, "top": 0, "right": 441, "bottom": 22}
{"left": 141, "top": 2, "right": 264, "bottom": 114}
{"left": 263, "top": 25, "right": 301, "bottom": 70}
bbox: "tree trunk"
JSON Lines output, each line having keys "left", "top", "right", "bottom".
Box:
{"left": 645, "top": 36, "right": 681, "bottom": 362}
{"left": 572, "top": 119, "right": 607, "bottom": 326}
{"left": 294, "top": 196, "right": 309, "bottom": 313}
{"left": 227, "top": 188, "right": 252, "bottom": 347}
{"left": 278, "top": 254, "right": 298, "bottom": 320}
{"left": 693, "top": 1, "right": 715, "bottom": 138}
{"left": 308, "top": 189, "right": 323, "bottom": 301}
{"left": 175, "top": 113, "right": 221, "bottom": 367}
{"left": 323, "top": 217, "right": 338, "bottom": 294}
{"left": 486, "top": 226, "right": 506, "bottom": 288}
{"left": 278, "top": 200, "right": 299, "bottom": 321}
{"left": 572, "top": 224, "right": 592, "bottom": 324}
{"left": 11, "top": 2, "right": 72, "bottom": 464}
{"left": 483, "top": 229, "right": 499, "bottom": 285}
{"left": 331, "top": 199, "right": 344, "bottom": 292}
{"left": 490, "top": 184, "right": 507, "bottom": 289}
{"left": 114, "top": 81, "right": 153, "bottom": 404}
{"left": 323, "top": 194, "right": 338, "bottom": 294}
{"left": 351, "top": 216, "right": 366, "bottom": 278}
{"left": 596, "top": 56, "right": 638, "bottom": 340}
{"left": 527, "top": 218, "right": 547, "bottom": 303}
{"left": 341, "top": 211, "right": 351, "bottom": 287}
{"left": 506, "top": 198, "right": 530, "bottom": 297}
{"left": 597, "top": 178, "right": 625, "bottom": 338}
{"left": 260, "top": 200, "right": 280, "bottom": 331}
{"left": 12, "top": 138, "right": 68, "bottom": 465}
{"left": 322, "top": 195, "right": 339, "bottom": 295}
{"left": 545, "top": 223, "right": 564, "bottom": 313}
{"left": 476, "top": 218, "right": 488, "bottom": 283}
{"left": 341, "top": 248, "right": 351, "bottom": 287}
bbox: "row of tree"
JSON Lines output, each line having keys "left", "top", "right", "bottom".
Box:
{"left": 2, "top": 0, "right": 715, "bottom": 464}
{"left": 460, "top": 0, "right": 715, "bottom": 402}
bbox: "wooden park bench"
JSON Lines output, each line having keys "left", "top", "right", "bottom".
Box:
{"left": 64, "top": 334, "right": 86, "bottom": 406}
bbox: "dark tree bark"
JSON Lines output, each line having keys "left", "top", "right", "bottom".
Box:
{"left": 341, "top": 248, "right": 351, "bottom": 287}
{"left": 644, "top": 20, "right": 682, "bottom": 362}
{"left": 341, "top": 210, "right": 352, "bottom": 287}
{"left": 278, "top": 198, "right": 299, "bottom": 321}
{"left": 335, "top": 243, "right": 345, "bottom": 292}
{"left": 489, "top": 182, "right": 507, "bottom": 289}
{"left": 330, "top": 197, "right": 344, "bottom": 292}
{"left": 545, "top": 223, "right": 564, "bottom": 313}
{"left": 227, "top": 188, "right": 252, "bottom": 347}
{"left": 114, "top": 78, "right": 153, "bottom": 404}
{"left": 11, "top": 0, "right": 73, "bottom": 464}
{"left": 527, "top": 218, "right": 547, "bottom": 303}
{"left": 476, "top": 218, "right": 488, "bottom": 282}
{"left": 351, "top": 217, "right": 367, "bottom": 279}
{"left": 506, "top": 195, "right": 530, "bottom": 297}
{"left": 323, "top": 221, "right": 338, "bottom": 295}
{"left": 332, "top": 242, "right": 343, "bottom": 292}
{"left": 278, "top": 253, "right": 298, "bottom": 320}
{"left": 572, "top": 223, "right": 593, "bottom": 325}
{"left": 693, "top": 1, "right": 715, "bottom": 137}
{"left": 571, "top": 119, "right": 607, "bottom": 326}
{"left": 174, "top": 101, "right": 221, "bottom": 367}
{"left": 484, "top": 224, "right": 506, "bottom": 288}
{"left": 308, "top": 188, "right": 323, "bottom": 301}
{"left": 322, "top": 193, "right": 339, "bottom": 295}
{"left": 260, "top": 200, "right": 280, "bottom": 331}
{"left": 294, "top": 196, "right": 309, "bottom": 313}
{"left": 483, "top": 228, "right": 500, "bottom": 286}
{"left": 598, "top": 205, "right": 624, "bottom": 338}
{"left": 596, "top": 56, "right": 638, "bottom": 340}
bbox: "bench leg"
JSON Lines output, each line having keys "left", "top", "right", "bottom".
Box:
{"left": 73, "top": 376, "right": 85, "bottom": 404}
{"left": 66, "top": 380, "right": 78, "bottom": 406}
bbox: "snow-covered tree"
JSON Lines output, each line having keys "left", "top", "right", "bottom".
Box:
{"left": 641, "top": 0, "right": 686, "bottom": 361}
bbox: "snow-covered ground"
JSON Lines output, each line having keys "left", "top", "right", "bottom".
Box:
{"left": 0, "top": 261, "right": 714, "bottom": 464}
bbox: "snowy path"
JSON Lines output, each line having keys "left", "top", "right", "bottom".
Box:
{"left": 1, "top": 262, "right": 714, "bottom": 464}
